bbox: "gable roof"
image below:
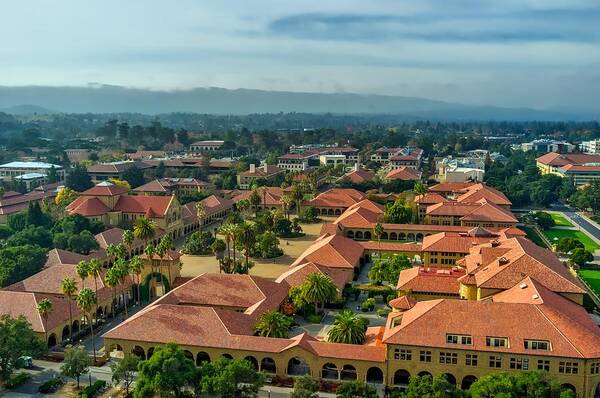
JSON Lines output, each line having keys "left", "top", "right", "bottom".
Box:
{"left": 291, "top": 234, "right": 364, "bottom": 269}
{"left": 340, "top": 169, "right": 376, "bottom": 184}
{"left": 81, "top": 182, "right": 129, "bottom": 196}
{"left": 306, "top": 188, "right": 366, "bottom": 208}
{"left": 386, "top": 167, "right": 422, "bottom": 181}
{"left": 397, "top": 267, "right": 464, "bottom": 295}
{"left": 66, "top": 196, "right": 111, "bottom": 216}
{"left": 114, "top": 195, "right": 174, "bottom": 217}
{"left": 233, "top": 187, "right": 288, "bottom": 207}
{"left": 276, "top": 262, "right": 352, "bottom": 292}
{"left": 456, "top": 184, "right": 512, "bottom": 206}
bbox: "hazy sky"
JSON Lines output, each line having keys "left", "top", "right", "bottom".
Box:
{"left": 2, "top": 0, "right": 599, "bottom": 111}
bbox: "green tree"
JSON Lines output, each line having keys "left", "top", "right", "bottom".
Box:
{"left": 182, "top": 230, "right": 216, "bottom": 255}
{"left": 256, "top": 231, "right": 282, "bottom": 259}
{"left": 300, "top": 272, "right": 338, "bottom": 315}
{"left": 249, "top": 189, "right": 261, "bottom": 217}
{"left": 532, "top": 211, "right": 555, "bottom": 230}
{"left": 76, "top": 260, "right": 89, "bottom": 289}
{"left": 290, "top": 375, "right": 319, "bottom": 398}
{"left": 336, "top": 381, "right": 378, "bottom": 398}
{"left": 0, "top": 315, "right": 46, "bottom": 380}
{"left": 133, "top": 217, "right": 156, "bottom": 246}
{"left": 373, "top": 223, "right": 384, "bottom": 256}
{"left": 61, "top": 345, "right": 90, "bottom": 389}
{"left": 60, "top": 277, "right": 78, "bottom": 342}
{"left": 197, "top": 357, "right": 265, "bottom": 398}
{"left": 66, "top": 165, "right": 93, "bottom": 192}
{"left": 36, "top": 298, "right": 53, "bottom": 346}
{"left": 569, "top": 248, "right": 593, "bottom": 266}
{"left": 384, "top": 199, "right": 412, "bottom": 223}
{"left": 255, "top": 310, "right": 293, "bottom": 338}
{"left": 122, "top": 166, "right": 145, "bottom": 188}
{"left": 129, "top": 255, "right": 143, "bottom": 306}
{"left": 68, "top": 231, "right": 100, "bottom": 254}
{"left": 398, "top": 374, "right": 459, "bottom": 398}
{"left": 327, "top": 310, "right": 369, "bottom": 344}
{"left": 555, "top": 237, "right": 584, "bottom": 253}
{"left": 134, "top": 343, "right": 198, "bottom": 398}
{"left": 76, "top": 288, "right": 98, "bottom": 362}
{"left": 0, "top": 245, "right": 48, "bottom": 288}
{"left": 7, "top": 226, "right": 53, "bottom": 248}
{"left": 111, "top": 354, "right": 140, "bottom": 395}
{"left": 368, "top": 255, "right": 412, "bottom": 285}
{"left": 413, "top": 181, "right": 428, "bottom": 196}
{"left": 469, "top": 371, "right": 567, "bottom": 398}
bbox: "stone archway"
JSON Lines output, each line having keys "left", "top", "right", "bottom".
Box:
{"left": 47, "top": 333, "right": 57, "bottom": 348}
{"left": 462, "top": 375, "right": 477, "bottom": 390}
{"left": 197, "top": 352, "right": 211, "bottom": 365}
{"left": 183, "top": 350, "right": 194, "bottom": 361}
{"left": 335, "top": 209, "right": 342, "bottom": 215}
{"left": 561, "top": 384, "right": 576, "bottom": 396}
{"left": 321, "top": 363, "right": 338, "bottom": 380}
{"left": 366, "top": 367, "right": 383, "bottom": 384}
{"left": 364, "top": 231, "right": 372, "bottom": 240}
{"left": 381, "top": 232, "right": 388, "bottom": 240}
{"left": 390, "top": 232, "right": 398, "bottom": 240}
{"left": 261, "top": 357, "right": 276, "bottom": 374}
{"left": 356, "top": 231, "right": 364, "bottom": 240}
{"left": 132, "top": 345, "right": 145, "bottom": 359}
{"left": 287, "top": 357, "right": 310, "bottom": 376}
{"left": 244, "top": 356, "right": 259, "bottom": 371}
{"left": 347, "top": 230, "right": 355, "bottom": 238}
{"left": 62, "top": 325, "right": 71, "bottom": 342}
{"left": 147, "top": 347, "right": 155, "bottom": 359}
{"left": 340, "top": 364, "right": 357, "bottom": 381}
{"left": 393, "top": 369, "right": 410, "bottom": 388}
{"left": 418, "top": 371, "right": 432, "bottom": 378}
{"left": 140, "top": 272, "right": 171, "bottom": 301}
{"left": 222, "top": 353, "right": 233, "bottom": 360}
{"left": 443, "top": 373, "right": 456, "bottom": 386}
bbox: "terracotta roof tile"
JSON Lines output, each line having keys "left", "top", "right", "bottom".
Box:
{"left": 276, "top": 262, "right": 352, "bottom": 292}
{"left": 81, "top": 182, "right": 129, "bottom": 196}
{"left": 397, "top": 267, "right": 464, "bottom": 295}
{"left": 386, "top": 167, "right": 422, "bottom": 181}
{"left": 306, "top": 188, "right": 366, "bottom": 208}
{"left": 291, "top": 234, "right": 364, "bottom": 269}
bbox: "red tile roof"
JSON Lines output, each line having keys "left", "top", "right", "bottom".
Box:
{"left": 536, "top": 152, "right": 600, "bottom": 167}
{"left": 81, "top": 182, "right": 129, "bottom": 196}
{"left": 291, "top": 234, "right": 364, "bottom": 269}
{"left": 389, "top": 295, "right": 417, "bottom": 310}
{"left": 359, "top": 241, "right": 422, "bottom": 252}
{"left": 426, "top": 201, "right": 518, "bottom": 223}
{"left": 456, "top": 184, "right": 512, "bottom": 206}
{"left": 306, "top": 188, "right": 366, "bottom": 208}
{"left": 66, "top": 196, "right": 111, "bottom": 216}
{"left": 114, "top": 195, "right": 174, "bottom": 217}
{"left": 339, "top": 169, "right": 376, "bottom": 184}
{"left": 397, "top": 267, "right": 464, "bottom": 295}
{"left": 386, "top": 167, "right": 422, "bottom": 181}
{"left": 239, "top": 165, "right": 283, "bottom": 177}
{"left": 233, "top": 187, "right": 288, "bottom": 207}
{"left": 414, "top": 193, "right": 447, "bottom": 205}
{"left": 276, "top": 262, "right": 353, "bottom": 292}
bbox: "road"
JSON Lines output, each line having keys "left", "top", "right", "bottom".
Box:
{"left": 552, "top": 204, "right": 600, "bottom": 242}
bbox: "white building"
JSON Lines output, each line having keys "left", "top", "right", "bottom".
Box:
{"left": 0, "top": 161, "right": 65, "bottom": 182}
{"left": 189, "top": 140, "right": 225, "bottom": 154}
{"left": 515, "top": 139, "right": 576, "bottom": 153}
{"left": 436, "top": 156, "right": 485, "bottom": 183}
{"left": 581, "top": 140, "right": 600, "bottom": 154}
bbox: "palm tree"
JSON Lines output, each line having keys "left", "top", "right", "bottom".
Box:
{"left": 249, "top": 189, "right": 261, "bottom": 217}
{"left": 219, "top": 223, "right": 237, "bottom": 271}
{"left": 122, "top": 229, "right": 134, "bottom": 257}
{"left": 291, "top": 184, "right": 304, "bottom": 215}
{"left": 87, "top": 259, "right": 102, "bottom": 298}
{"left": 76, "top": 288, "right": 98, "bottom": 362}
{"left": 133, "top": 216, "right": 156, "bottom": 247}
{"left": 104, "top": 267, "right": 120, "bottom": 319}
{"left": 60, "top": 277, "right": 77, "bottom": 342}
{"left": 238, "top": 222, "right": 255, "bottom": 273}
{"left": 255, "top": 310, "right": 293, "bottom": 338}
{"left": 76, "top": 260, "right": 88, "bottom": 289}
{"left": 129, "top": 256, "right": 143, "bottom": 306}
{"left": 37, "top": 298, "right": 53, "bottom": 346}
{"left": 159, "top": 235, "right": 174, "bottom": 288}
{"left": 236, "top": 199, "right": 250, "bottom": 218}
{"left": 106, "top": 243, "right": 119, "bottom": 265}
{"left": 280, "top": 194, "right": 294, "bottom": 220}
{"left": 414, "top": 181, "right": 428, "bottom": 196}
{"left": 155, "top": 240, "right": 168, "bottom": 293}
{"left": 211, "top": 239, "right": 226, "bottom": 273}
{"left": 327, "top": 310, "right": 369, "bottom": 345}
{"left": 301, "top": 272, "right": 338, "bottom": 315}
{"left": 114, "top": 259, "right": 130, "bottom": 318}
{"left": 144, "top": 245, "right": 156, "bottom": 300}
{"left": 373, "top": 223, "right": 384, "bottom": 257}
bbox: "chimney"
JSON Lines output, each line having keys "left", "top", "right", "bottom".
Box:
{"left": 249, "top": 164, "right": 256, "bottom": 173}
{"left": 491, "top": 239, "right": 500, "bottom": 247}
{"left": 354, "top": 163, "right": 359, "bottom": 172}
{"left": 263, "top": 164, "right": 269, "bottom": 173}
{"left": 498, "top": 256, "right": 509, "bottom": 266}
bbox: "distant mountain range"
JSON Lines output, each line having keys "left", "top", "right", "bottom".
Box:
{"left": 0, "top": 85, "right": 596, "bottom": 121}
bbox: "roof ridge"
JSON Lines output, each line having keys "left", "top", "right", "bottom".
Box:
{"left": 531, "top": 304, "right": 585, "bottom": 358}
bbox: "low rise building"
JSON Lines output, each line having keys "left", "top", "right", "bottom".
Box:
{"left": 277, "top": 151, "right": 320, "bottom": 172}
{"left": 0, "top": 161, "right": 65, "bottom": 182}
{"left": 536, "top": 152, "right": 600, "bottom": 186}
{"left": 388, "top": 148, "right": 424, "bottom": 170}
{"left": 516, "top": 139, "right": 576, "bottom": 153}
{"left": 189, "top": 140, "right": 225, "bottom": 154}
{"left": 304, "top": 188, "right": 367, "bottom": 216}
{"left": 581, "top": 139, "right": 600, "bottom": 154}
{"left": 237, "top": 164, "right": 284, "bottom": 189}
{"left": 132, "top": 178, "right": 209, "bottom": 196}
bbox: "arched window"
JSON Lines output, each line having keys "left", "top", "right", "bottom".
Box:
{"left": 390, "top": 232, "right": 398, "bottom": 240}
{"left": 132, "top": 346, "right": 146, "bottom": 360}
{"left": 461, "top": 375, "right": 477, "bottom": 390}
{"left": 47, "top": 333, "right": 57, "bottom": 348}
{"left": 364, "top": 231, "right": 372, "bottom": 240}
{"left": 321, "top": 363, "right": 338, "bottom": 380}
{"left": 196, "top": 351, "right": 211, "bottom": 366}
{"left": 287, "top": 357, "right": 310, "bottom": 376}
{"left": 261, "top": 357, "right": 276, "bottom": 374}
{"left": 244, "top": 356, "right": 259, "bottom": 370}
{"left": 443, "top": 373, "right": 456, "bottom": 386}
{"left": 340, "top": 364, "right": 357, "bottom": 381}
{"left": 366, "top": 367, "right": 383, "bottom": 384}
{"left": 393, "top": 369, "right": 410, "bottom": 387}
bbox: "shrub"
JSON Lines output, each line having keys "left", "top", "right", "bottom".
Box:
{"left": 38, "top": 377, "right": 64, "bottom": 393}
{"left": 79, "top": 380, "right": 106, "bottom": 398}
{"left": 361, "top": 298, "right": 376, "bottom": 312}
{"left": 305, "top": 313, "right": 322, "bottom": 323}
{"left": 298, "top": 207, "right": 320, "bottom": 223}
{"left": 376, "top": 308, "right": 390, "bottom": 318}
{"left": 5, "top": 372, "right": 31, "bottom": 389}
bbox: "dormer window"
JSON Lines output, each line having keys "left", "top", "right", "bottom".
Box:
{"left": 486, "top": 336, "right": 509, "bottom": 348}
{"left": 524, "top": 340, "right": 550, "bottom": 351}
{"left": 447, "top": 334, "right": 472, "bottom": 345}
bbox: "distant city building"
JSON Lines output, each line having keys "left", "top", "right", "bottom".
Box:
{"left": 387, "top": 148, "right": 424, "bottom": 170}
{"left": 64, "top": 148, "right": 90, "bottom": 162}
{"left": 435, "top": 156, "right": 485, "bottom": 183}
{"left": 581, "top": 139, "right": 600, "bottom": 154}
{"left": 236, "top": 164, "right": 284, "bottom": 189}
{"left": 87, "top": 161, "right": 151, "bottom": 183}
{"left": 0, "top": 161, "right": 65, "bottom": 183}
{"left": 278, "top": 146, "right": 359, "bottom": 171}
{"left": 536, "top": 152, "right": 600, "bottom": 186}
{"left": 189, "top": 140, "right": 225, "bottom": 154}
{"left": 515, "top": 139, "right": 576, "bottom": 153}
{"left": 277, "top": 151, "right": 321, "bottom": 171}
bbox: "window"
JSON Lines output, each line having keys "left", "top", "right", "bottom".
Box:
{"left": 447, "top": 334, "right": 472, "bottom": 345}
{"left": 466, "top": 354, "right": 478, "bottom": 366}
{"left": 537, "top": 360, "right": 550, "bottom": 372}
{"left": 439, "top": 352, "right": 458, "bottom": 365}
{"left": 524, "top": 340, "right": 550, "bottom": 351}
{"left": 489, "top": 356, "right": 502, "bottom": 368}
{"left": 591, "top": 362, "right": 600, "bottom": 375}
{"left": 559, "top": 362, "right": 578, "bottom": 374}
{"left": 419, "top": 351, "right": 432, "bottom": 362}
{"left": 510, "top": 358, "right": 529, "bottom": 370}
{"left": 394, "top": 349, "right": 412, "bottom": 361}
{"left": 486, "top": 337, "right": 508, "bottom": 348}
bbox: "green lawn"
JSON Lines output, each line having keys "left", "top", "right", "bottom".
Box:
{"left": 579, "top": 269, "right": 600, "bottom": 296}
{"left": 549, "top": 212, "right": 574, "bottom": 227}
{"left": 522, "top": 226, "right": 549, "bottom": 248}
{"left": 543, "top": 228, "right": 600, "bottom": 252}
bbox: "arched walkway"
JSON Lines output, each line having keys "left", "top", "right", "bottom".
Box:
{"left": 47, "top": 333, "right": 57, "bottom": 348}
{"left": 340, "top": 365, "right": 357, "bottom": 381}
{"left": 594, "top": 382, "right": 600, "bottom": 398}
{"left": 140, "top": 272, "right": 171, "bottom": 301}
{"left": 147, "top": 347, "right": 155, "bottom": 359}
{"left": 366, "top": 367, "right": 383, "bottom": 384}
{"left": 399, "top": 233, "right": 406, "bottom": 240}
{"left": 183, "top": 350, "right": 194, "bottom": 361}
{"left": 416, "top": 233, "right": 424, "bottom": 242}
{"left": 418, "top": 371, "right": 432, "bottom": 378}
{"left": 62, "top": 325, "right": 70, "bottom": 341}
{"left": 407, "top": 233, "right": 415, "bottom": 241}
{"left": 327, "top": 209, "right": 334, "bottom": 216}
{"left": 561, "top": 384, "right": 576, "bottom": 396}
{"left": 347, "top": 231, "right": 355, "bottom": 238}
{"left": 109, "top": 343, "right": 123, "bottom": 353}
{"left": 321, "top": 363, "right": 338, "bottom": 380}
{"left": 261, "top": 357, "right": 276, "bottom": 374}
{"left": 287, "top": 357, "right": 310, "bottom": 376}
{"left": 381, "top": 232, "right": 388, "bottom": 240}
{"left": 335, "top": 209, "right": 341, "bottom": 215}
{"left": 244, "top": 356, "right": 259, "bottom": 371}
{"left": 393, "top": 369, "right": 411, "bottom": 387}
{"left": 443, "top": 373, "right": 456, "bottom": 386}
{"left": 462, "top": 375, "right": 477, "bottom": 390}
{"left": 197, "top": 352, "right": 210, "bottom": 365}
{"left": 356, "top": 231, "right": 364, "bottom": 240}
{"left": 364, "top": 231, "right": 372, "bottom": 240}
{"left": 72, "top": 320, "right": 80, "bottom": 333}
{"left": 222, "top": 353, "right": 233, "bottom": 360}
{"left": 132, "top": 346, "right": 146, "bottom": 359}
{"left": 390, "top": 232, "right": 398, "bottom": 240}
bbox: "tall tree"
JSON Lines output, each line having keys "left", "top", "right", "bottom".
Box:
{"left": 301, "top": 272, "right": 338, "bottom": 315}
{"left": 61, "top": 345, "right": 90, "bottom": 389}
{"left": 129, "top": 256, "right": 143, "bottom": 306}
{"left": 133, "top": 217, "right": 156, "bottom": 247}
{"left": 335, "top": 381, "right": 377, "bottom": 398}
{"left": 143, "top": 245, "right": 156, "bottom": 300}
{"left": 76, "top": 260, "right": 89, "bottom": 289}
{"left": 290, "top": 375, "right": 319, "bottom": 398}
{"left": 197, "top": 358, "right": 265, "bottom": 398}
{"left": 255, "top": 310, "right": 293, "bottom": 338}
{"left": 111, "top": 354, "right": 140, "bottom": 395}
{"left": 76, "top": 288, "right": 98, "bottom": 362}
{"left": 36, "top": 298, "right": 53, "bottom": 346}
{"left": 373, "top": 223, "right": 384, "bottom": 256}
{"left": 104, "top": 267, "right": 120, "bottom": 319}
{"left": 0, "top": 315, "right": 46, "bottom": 380}
{"left": 66, "top": 165, "right": 93, "bottom": 192}
{"left": 60, "top": 277, "right": 77, "bottom": 342}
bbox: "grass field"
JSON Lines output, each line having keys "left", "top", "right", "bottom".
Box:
{"left": 579, "top": 269, "right": 600, "bottom": 296}
{"left": 549, "top": 212, "right": 574, "bottom": 227}
{"left": 543, "top": 228, "right": 600, "bottom": 252}
{"left": 522, "top": 226, "right": 549, "bottom": 248}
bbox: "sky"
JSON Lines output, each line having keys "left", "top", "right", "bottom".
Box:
{"left": 1, "top": 0, "right": 599, "bottom": 111}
